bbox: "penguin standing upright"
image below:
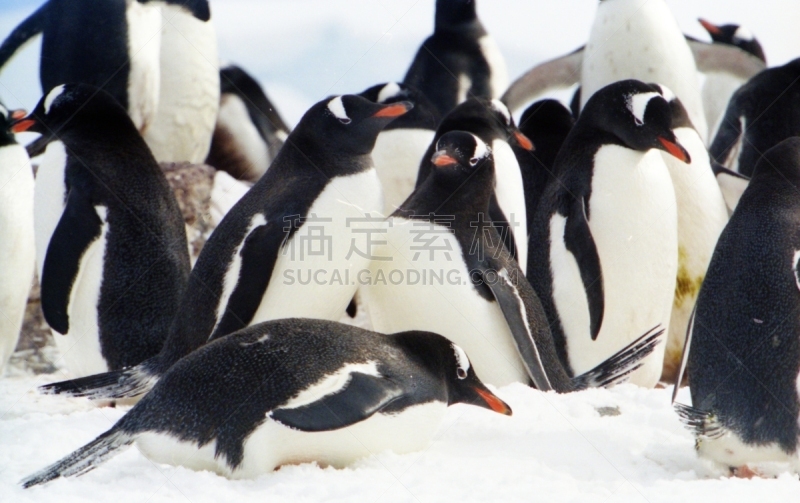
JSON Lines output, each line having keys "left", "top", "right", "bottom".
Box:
{"left": 359, "top": 82, "right": 440, "bottom": 214}
{"left": 362, "top": 131, "right": 663, "bottom": 389}
{"left": 140, "top": 0, "right": 220, "bottom": 163}
{"left": 206, "top": 64, "right": 291, "bottom": 182}
{"left": 23, "top": 318, "right": 511, "bottom": 487}
{"left": 655, "top": 85, "right": 729, "bottom": 383}
{"left": 527, "top": 80, "right": 689, "bottom": 388}
{"left": 404, "top": 0, "right": 508, "bottom": 117}
{"left": 0, "top": 104, "right": 34, "bottom": 372}
{"left": 0, "top": 0, "right": 162, "bottom": 132}
{"left": 40, "top": 95, "right": 411, "bottom": 400}
{"left": 13, "top": 84, "right": 191, "bottom": 378}
{"left": 675, "top": 138, "right": 800, "bottom": 475}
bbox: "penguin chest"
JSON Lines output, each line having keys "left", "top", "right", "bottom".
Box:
{"left": 34, "top": 141, "right": 69, "bottom": 279}
{"left": 371, "top": 128, "right": 434, "bottom": 214}
{"left": 477, "top": 35, "right": 509, "bottom": 99}
{"left": 696, "top": 432, "right": 800, "bottom": 474}
{"left": 124, "top": 1, "right": 162, "bottom": 132}
{"left": 362, "top": 220, "right": 529, "bottom": 386}
{"left": 492, "top": 140, "right": 528, "bottom": 271}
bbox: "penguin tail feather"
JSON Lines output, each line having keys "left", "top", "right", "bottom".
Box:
{"left": 38, "top": 366, "right": 158, "bottom": 400}
{"left": 674, "top": 403, "right": 726, "bottom": 439}
{"left": 0, "top": 2, "right": 47, "bottom": 70}
{"left": 571, "top": 325, "right": 665, "bottom": 390}
{"left": 20, "top": 429, "right": 134, "bottom": 488}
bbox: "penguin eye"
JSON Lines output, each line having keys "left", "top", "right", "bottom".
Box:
{"left": 338, "top": 118, "right": 352, "bottom": 125}
{"left": 457, "top": 367, "right": 467, "bottom": 379}
{"left": 469, "top": 157, "right": 479, "bottom": 167}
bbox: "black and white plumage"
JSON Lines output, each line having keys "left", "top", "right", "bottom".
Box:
{"left": 710, "top": 57, "right": 800, "bottom": 177}
{"left": 0, "top": 103, "right": 34, "bottom": 372}
{"left": 206, "top": 64, "right": 290, "bottom": 182}
{"left": 674, "top": 138, "right": 800, "bottom": 473}
{"left": 22, "top": 318, "right": 511, "bottom": 487}
{"left": 359, "top": 82, "right": 440, "bottom": 214}
{"left": 13, "top": 84, "right": 191, "bottom": 377}
{"left": 527, "top": 80, "right": 689, "bottom": 388}
{"left": 403, "top": 0, "right": 508, "bottom": 118}
{"left": 40, "top": 94, "right": 410, "bottom": 399}
{"left": 363, "top": 131, "right": 662, "bottom": 390}
{"left": 712, "top": 162, "right": 750, "bottom": 214}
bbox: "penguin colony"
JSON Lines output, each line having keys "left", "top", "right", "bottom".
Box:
{"left": 0, "top": 0, "right": 796, "bottom": 487}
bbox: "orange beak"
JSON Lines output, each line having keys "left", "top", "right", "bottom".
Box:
{"left": 698, "top": 18, "right": 721, "bottom": 36}
{"left": 514, "top": 131, "right": 534, "bottom": 151}
{"left": 10, "top": 110, "right": 26, "bottom": 120}
{"left": 474, "top": 387, "right": 512, "bottom": 416}
{"left": 11, "top": 119, "right": 36, "bottom": 133}
{"left": 658, "top": 137, "right": 691, "bottom": 164}
{"left": 372, "top": 102, "right": 411, "bottom": 118}
{"left": 432, "top": 151, "right": 458, "bottom": 167}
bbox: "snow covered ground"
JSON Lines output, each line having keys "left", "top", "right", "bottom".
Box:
{"left": 1, "top": 0, "right": 800, "bottom": 501}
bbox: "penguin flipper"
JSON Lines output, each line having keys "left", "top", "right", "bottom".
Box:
{"left": 270, "top": 372, "right": 404, "bottom": 432}
{"left": 39, "top": 363, "right": 158, "bottom": 400}
{"left": 501, "top": 47, "right": 583, "bottom": 112}
{"left": 674, "top": 403, "right": 726, "bottom": 440}
{"left": 563, "top": 197, "right": 604, "bottom": 340}
{"left": 40, "top": 190, "right": 104, "bottom": 335}
{"left": 709, "top": 105, "right": 744, "bottom": 169}
{"left": 712, "top": 162, "right": 749, "bottom": 213}
{"left": 672, "top": 306, "right": 696, "bottom": 404}
{"left": 688, "top": 40, "right": 766, "bottom": 80}
{"left": 0, "top": 2, "right": 47, "bottom": 71}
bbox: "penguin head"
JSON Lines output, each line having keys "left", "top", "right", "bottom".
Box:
{"left": 518, "top": 99, "right": 575, "bottom": 142}
{"left": 648, "top": 83, "right": 694, "bottom": 131}
{"left": 698, "top": 19, "right": 766, "bottom": 62}
{"left": 430, "top": 130, "right": 492, "bottom": 178}
{"left": 138, "top": 0, "right": 211, "bottom": 22}
{"left": 583, "top": 80, "right": 691, "bottom": 164}
{"left": 0, "top": 102, "right": 26, "bottom": 147}
{"left": 359, "top": 82, "right": 441, "bottom": 130}
{"left": 439, "top": 98, "right": 534, "bottom": 153}
{"left": 435, "top": 0, "right": 478, "bottom": 29}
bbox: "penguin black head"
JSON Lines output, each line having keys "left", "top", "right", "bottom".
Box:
{"left": 359, "top": 82, "right": 441, "bottom": 130}
{"left": 518, "top": 99, "right": 574, "bottom": 143}
{"left": 0, "top": 102, "right": 25, "bottom": 148}
{"left": 750, "top": 137, "right": 800, "bottom": 190}
{"left": 582, "top": 80, "right": 691, "bottom": 164}
{"left": 431, "top": 130, "right": 492, "bottom": 178}
{"left": 435, "top": 0, "right": 478, "bottom": 29}
{"left": 698, "top": 19, "right": 766, "bottom": 63}
{"left": 293, "top": 95, "right": 413, "bottom": 156}
{"left": 394, "top": 330, "right": 511, "bottom": 415}
{"left": 138, "top": 0, "right": 211, "bottom": 22}
{"left": 440, "top": 98, "right": 534, "bottom": 152}
{"left": 648, "top": 83, "right": 694, "bottom": 131}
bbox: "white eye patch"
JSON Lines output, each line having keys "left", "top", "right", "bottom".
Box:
{"left": 627, "top": 92, "right": 661, "bottom": 126}
{"left": 655, "top": 84, "right": 675, "bottom": 103}
{"left": 734, "top": 26, "right": 754, "bottom": 42}
{"left": 470, "top": 133, "right": 489, "bottom": 160}
{"left": 44, "top": 84, "right": 66, "bottom": 114}
{"left": 452, "top": 343, "right": 471, "bottom": 379}
{"left": 377, "top": 82, "right": 402, "bottom": 103}
{"left": 491, "top": 99, "right": 512, "bottom": 125}
{"left": 327, "top": 96, "right": 350, "bottom": 123}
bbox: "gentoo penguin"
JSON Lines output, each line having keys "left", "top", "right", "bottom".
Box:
{"left": 13, "top": 84, "right": 191, "bottom": 378}
{"left": 205, "top": 65, "right": 290, "bottom": 182}
{"left": 415, "top": 98, "right": 532, "bottom": 270}
{"left": 0, "top": 104, "right": 34, "bottom": 373}
{"left": 403, "top": 0, "right": 508, "bottom": 117}
{"left": 359, "top": 82, "right": 440, "bottom": 214}
{"left": 655, "top": 85, "right": 729, "bottom": 384}
{"left": 513, "top": 99, "right": 574, "bottom": 278}
{"left": 0, "top": 0, "right": 161, "bottom": 132}
{"left": 22, "top": 318, "right": 511, "bottom": 487}
{"left": 362, "top": 131, "right": 663, "bottom": 390}
{"left": 674, "top": 138, "right": 800, "bottom": 475}
{"left": 710, "top": 58, "right": 800, "bottom": 177}
{"left": 698, "top": 19, "right": 766, "bottom": 139}
{"left": 40, "top": 95, "right": 410, "bottom": 399}
{"left": 140, "top": 0, "right": 220, "bottom": 163}
{"left": 501, "top": 0, "right": 767, "bottom": 143}
{"left": 527, "top": 80, "right": 688, "bottom": 388}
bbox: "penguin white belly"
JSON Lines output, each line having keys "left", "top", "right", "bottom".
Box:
{"left": 563, "top": 146, "right": 677, "bottom": 387}
{"left": 492, "top": 140, "right": 528, "bottom": 272}
{"left": 0, "top": 145, "right": 35, "bottom": 371}
{"left": 143, "top": 6, "right": 219, "bottom": 163}
{"left": 136, "top": 401, "right": 446, "bottom": 478}
{"left": 580, "top": 0, "right": 708, "bottom": 142}
{"left": 34, "top": 141, "right": 68, "bottom": 279}
{"left": 209, "top": 170, "right": 251, "bottom": 226}
{"left": 251, "top": 169, "right": 384, "bottom": 322}
{"left": 697, "top": 433, "right": 800, "bottom": 474}
{"left": 371, "top": 128, "right": 434, "bottom": 214}
{"left": 661, "top": 128, "right": 728, "bottom": 380}
{"left": 362, "top": 220, "right": 529, "bottom": 386}
{"left": 125, "top": 1, "right": 162, "bottom": 133}
{"left": 703, "top": 73, "right": 744, "bottom": 140}
{"left": 216, "top": 93, "right": 271, "bottom": 177}
{"left": 478, "top": 35, "right": 509, "bottom": 99}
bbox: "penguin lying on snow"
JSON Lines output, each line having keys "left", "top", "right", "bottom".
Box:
{"left": 40, "top": 94, "right": 410, "bottom": 400}
{"left": 674, "top": 138, "right": 800, "bottom": 475}
{"left": 0, "top": 103, "right": 34, "bottom": 373}
{"left": 362, "top": 130, "right": 663, "bottom": 390}
{"left": 22, "top": 318, "right": 510, "bottom": 487}
{"left": 527, "top": 80, "right": 689, "bottom": 389}
{"left": 14, "top": 84, "right": 191, "bottom": 378}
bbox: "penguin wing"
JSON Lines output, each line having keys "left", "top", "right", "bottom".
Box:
{"left": 40, "top": 189, "right": 104, "bottom": 335}
{"left": 688, "top": 40, "right": 766, "bottom": 80}
{"left": 501, "top": 48, "right": 583, "bottom": 112}
{"left": 671, "top": 305, "right": 696, "bottom": 404}
{"left": 712, "top": 162, "right": 749, "bottom": 213}
{"left": 709, "top": 106, "right": 744, "bottom": 170}
{"left": 563, "top": 197, "right": 604, "bottom": 340}
{"left": 269, "top": 372, "right": 404, "bottom": 432}
{"left": 0, "top": 1, "right": 47, "bottom": 71}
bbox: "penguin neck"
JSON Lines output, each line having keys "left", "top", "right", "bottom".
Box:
{"left": 140, "top": 0, "right": 210, "bottom": 21}
{"left": 400, "top": 169, "right": 494, "bottom": 228}
{"left": 273, "top": 137, "right": 373, "bottom": 180}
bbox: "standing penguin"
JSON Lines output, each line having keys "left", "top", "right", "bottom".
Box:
{"left": 698, "top": 19, "right": 766, "bottom": 138}
{"left": 674, "top": 138, "right": 800, "bottom": 475}
{"left": 40, "top": 94, "right": 410, "bottom": 399}
{"left": 206, "top": 64, "right": 291, "bottom": 182}
{"left": 710, "top": 58, "right": 800, "bottom": 177}
{"left": 13, "top": 84, "right": 191, "bottom": 378}
{"left": 140, "top": 0, "right": 220, "bottom": 163}
{"left": 0, "top": 104, "right": 34, "bottom": 373}
{"left": 359, "top": 82, "right": 440, "bottom": 214}
{"left": 23, "top": 318, "right": 511, "bottom": 486}
{"left": 0, "top": 0, "right": 162, "bottom": 132}
{"left": 362, "top": 131, "right": 663, "bottom": 390}
{"left": 403, "top": 0, "right": 508, "bottom": 117}
{"left": 527, "top": 80, "right": 689, "bottom": 388}
{"left": 415, "top": 98, "right": 532, "bottom": 270}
